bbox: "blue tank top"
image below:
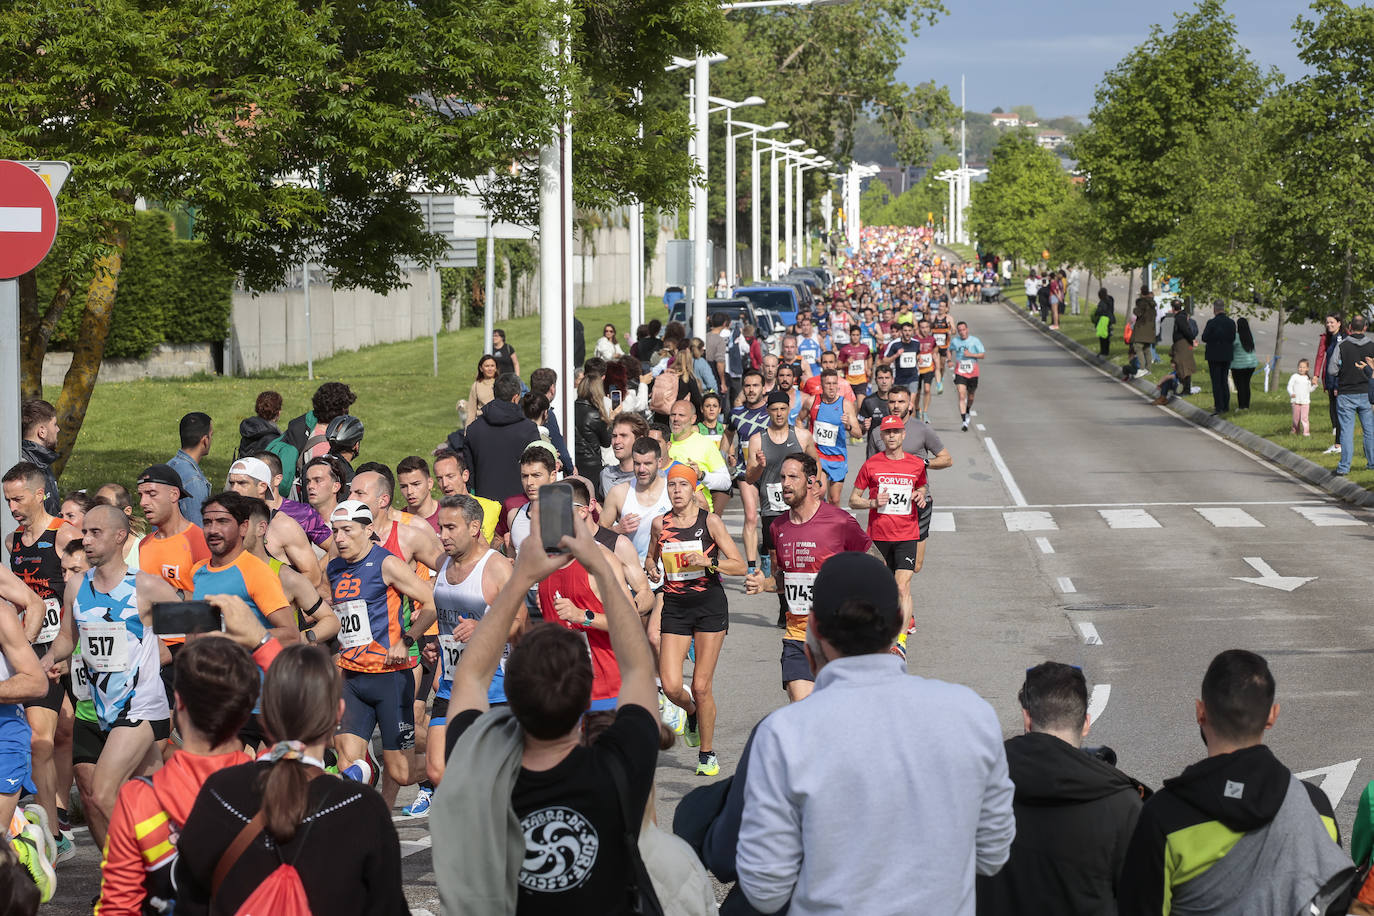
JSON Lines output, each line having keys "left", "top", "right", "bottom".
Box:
{"left": 327, "top": 543, "right": 408, "bottom": 673}
{"left": 74, "top": 570, "right": 167, "bottom": 729}
{"left": 811, "top": 396, "right": 847, "bottom": 458}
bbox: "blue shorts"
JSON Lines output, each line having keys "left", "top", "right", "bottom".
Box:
{"left": 588, "top": 697, "right": 618, "bottom": 712}
{"left": 341, "top": 669, "right": 416, "bottom": 751}
{"left": 0, "top": 707, "right": 33, "bottom": 797}
{"left": 819, "top": 456, "right": 847, "bottom": 484}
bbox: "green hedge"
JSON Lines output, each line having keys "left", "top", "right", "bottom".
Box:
{"left": 43, "top": 211, "right": 233, "bottom": 360}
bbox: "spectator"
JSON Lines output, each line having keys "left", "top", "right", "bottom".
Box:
{"left": 596, "top": 323, "right": 626, "bottom": 361}
{"left": 529, "top": 367, "right": 574, "bottom": 472}
{"left": 432, "top": 505, "right": 660, "bottom": 915}
{"left": 265, "top": 381, "right": 357, "bottom": 498}
{"left": 1118, "top": 650, "right": 1353, "bottom": 916}
{"left": 1169, "top": 299, "right": 1196, "bottom": 396}
{"left": 976, "top": 662, "right": 1147, "bottom": 916}
{"left": 1230, "top": 317, "right": 1259, "bottom": 411}
{"left": 461, "top": 355, "right": 499, "bottom": 422}
{"left": 1200, "top": 300, "right": 1236, "bottom": 416}
{"left": 165, "top": 413, "right": 213, "bottom": 527}
{"left": 491, "top": 328, "right": 520, "bottom": 377}
{"left": 1314, "top": 314, "right": 1345, "bottom": 455}
{"left": 449, "top": 372, "right": 540, "bottom": 503}
{"left": 1092, "top": 289, "right": 1116, "bottom": 358}
{"left": 173, "top": 643, "right": 407, "bottom": 915}
{"left": 1288, "top": 359, "right": 1316, "bottom": 437}
{"left": 690, "top": 338, "right": 719, "bottom": 393}
{"left": 1334, "top": 314, "right": 1374, "bottom": 476}
{"left": 19, "top": 399, "right": 61, "bottom": 516}
{"left": 236, "top": 391, "right": 282, "bottom": 460}
{"left": 706, "top": 312, "right": 730, "bottom": 390}
{"left": 1131, "top": 287, "right": 1157, "bottom": 368}
{"left": 736, "top": 552, "right": 1014, "bottom": 915}
{"left": 574, "top": 374, "right": 612, "bottom": 498}
{"left": 1024, "top": 272, "right": 1040, "bottom": 313}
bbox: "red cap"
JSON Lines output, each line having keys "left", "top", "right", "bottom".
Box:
{"left": 880, "top": 414, "right": 905, "bottom": 432}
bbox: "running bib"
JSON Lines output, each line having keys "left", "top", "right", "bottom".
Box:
{"left": 83, "top": 622, "right": 129, "bottom": 673}
{"left": 705, "top": 433, "right": 723, "bottom": 448}
{"left": 918, "top": 352, "right": 935, "bottom": 370}
{"left": 71, "top": 655, "right": 91, "bottom": 701}
{"left": 898, "top": 352, "right": 917, "bottom": 369}
{"left": 878, "top": 484, "right": 914, "bottom": 516}
{"left": 766, "top": 482, "right": 785, "bottom": 512}
{"left": 662, "top": 540, "right": 705, "bottom": 581}
{"left": 438, "top": 633, "right": 463, "bottom": 676}
{"left": 958, "top": 358, "right": 978, "bottom": 377}
{"left": 934, "top": 332, "right": 948, "bottom": 347}
{"left": 35, "top": 598, "right": 61, "bottom": 645}
{"left": 335, "top": 599, "right": 375, "bottom": 650}
{"left": 813, "top": 422, "right": 840, "bottom": 448}
{"left": 861, "top": 336, "right": 876, "bottom": 352}
{"left": 848, "top": 359, "right": 866, "bottom": 377}
{"left": 784, "top": 572, "right": 817, "bottom": 616}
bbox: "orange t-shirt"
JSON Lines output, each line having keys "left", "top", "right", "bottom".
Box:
{"left": 140, "top": 526, "right": 210, "bottom": 645}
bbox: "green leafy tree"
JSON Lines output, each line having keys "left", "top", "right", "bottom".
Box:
{"left": 1074, "top": 0, "right": 1272, "bottom": 268}
{"left": 967, "top": 132, "right": 1072, "bottom": 265}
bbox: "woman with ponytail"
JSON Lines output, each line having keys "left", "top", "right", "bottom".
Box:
{"left": 174, "top": 643, "right": 406, "bottom": 915}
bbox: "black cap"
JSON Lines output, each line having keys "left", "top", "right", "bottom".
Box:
{"left": 766, "top": 389, "right": 791, "bottom": 407}
{"left": 136, "top": 464, "right": 184, "bottom": 496}
{"left": 812, "top": 552, "right": 902, "bottom": 639}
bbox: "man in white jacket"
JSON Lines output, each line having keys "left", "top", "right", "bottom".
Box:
{"left": 736, "top": 552, "right": 1015, "bottom": 915}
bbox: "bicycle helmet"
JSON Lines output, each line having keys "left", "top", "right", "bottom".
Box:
{"left": 325, "top": 414, "right": 364, "bottom": 451}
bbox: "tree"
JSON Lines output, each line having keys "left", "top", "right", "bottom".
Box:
{"left": 967, "top": 132, "right": 1072, "bottom": 266}
{"left": 1074, "top": 0, "right": 1273, "bottom": 268}
{"left": 859, "top": 180, "right": 894, "bottom": 225}
{"left": 0, "top": 0, "right": 720, "bottom": 472}
{"left": 1262, "top": 0, "right": 1374, "bottom": 321}
{"left": 1011, "top": 104, "right": 1038, "bottom": 123}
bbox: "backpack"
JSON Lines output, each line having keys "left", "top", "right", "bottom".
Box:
{"left": 650, "top": 369, "right": 679, "bottom": 415}
{"left": 212, "top": 771, "right": 322, "bottom": 916}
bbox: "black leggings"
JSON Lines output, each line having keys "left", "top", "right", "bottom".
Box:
{"left": 1231, "top": 367, "right": 1255, "bottom": 409}
{"left": 1098, "top": 337, "right": 1110, "bottom": 357}
{"left": 1329, "top": 388, "right": 1341, "bottom": 441}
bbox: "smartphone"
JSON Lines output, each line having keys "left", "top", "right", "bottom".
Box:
{"left": 610, "top": 389, "right": 623, "bottom": 409}
{"left": 152, "top": 601, "right": 221, "bottom": 637}
{"left": 539, "top": 482, "right": 576, "bottom": 554}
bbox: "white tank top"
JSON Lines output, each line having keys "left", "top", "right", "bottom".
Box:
{"left": 434, "top": 549, "right": 496, "bottom": 632}
{"left": 626, "top": 480, "right": 673, "bottom": 562}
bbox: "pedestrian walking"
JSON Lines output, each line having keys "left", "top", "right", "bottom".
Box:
{"left": 1200, "top": 300, "right": 1236, "bottom": 415}
{"left": 1231, "top": 317, "right": 1259, "bottom": 410}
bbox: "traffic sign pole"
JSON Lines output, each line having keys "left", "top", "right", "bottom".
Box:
{"left": 0, "top": 276, "right": 19, "bottom": 539}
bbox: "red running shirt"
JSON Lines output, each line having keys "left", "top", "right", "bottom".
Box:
{"left": 768, "top": 503, "right": 872, "bottom": 641}
{"left": 853, "top": 452, "right": 928, "bottom": 542}
{"left": 536, "top": 560, "right": 622, "bottom": 703}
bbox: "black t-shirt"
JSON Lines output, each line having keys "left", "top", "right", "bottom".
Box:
{"left": 493, "top": 343, "right": 517, "bottom": 376}
{"left": 858, "top": 391, "right": 890, "bottom": 423}
{"left": 446, "top": 704, "right": 660, "bottom": 915}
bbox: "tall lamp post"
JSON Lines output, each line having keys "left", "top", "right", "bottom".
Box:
{"left": 757, "top": 137, "right": 803, "bottom": 278}
{"left": 733, "top": 119, "right": 788, "bottom": 283}
{"left": 708, "top": 96, "right": 765, "bottom": 292}
{"left": 794, "top": 154, "right": 829, "bottom": 267}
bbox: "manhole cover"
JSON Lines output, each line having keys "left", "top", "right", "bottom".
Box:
{"left": 1062, "top": 602, "right": 1154, "bottom": 611}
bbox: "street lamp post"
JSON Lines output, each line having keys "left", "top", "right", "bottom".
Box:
{"left": 734, "top": 120, "right": 786, "bottom": 283}
{"left": 710, "top": 96, "right": 764, "bottom": 293}
{"left": 757, "top": 137, "right": 803, "bottom": 279}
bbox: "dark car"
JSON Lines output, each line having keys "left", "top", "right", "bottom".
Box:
{"left": 667, "top": 297, "right": 760, "bottom": 330}
{"left": 732, "top": 286, "right": 800, "bottom": 326}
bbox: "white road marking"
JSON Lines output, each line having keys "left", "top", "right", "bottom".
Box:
{"left": 929, "top": 511, "right": 956, "bottom": 532}
{"left": 1057, "top": 576, "right": 1077, "bottom": 594}
{"left": 1087, "top": 684, "right": 1110, "bottom": 724}
{"left": 1195, "top": 507, "right": 1263, "bottom": 528}
{"left": 940, "top": 499, "right": 1325, "bottom": 510}
{"left": 400, "top": 835, "right": 433, "bottom": 858}
{"left": 1076, "top": 621, "right": 1101, "bottom": 644}
{"left": 0, "top": 207, "right": 42, "bottom": 232}
{"left": 1036, "top": 537, "right": 1054, "bottom": 554}
{"left": 1099, "top": 508, "right": 1161, "bottom": 529}
{"left": 975, "top": 423, "right": 986, "bottom": 431}
{"left": 1291, "top": 505, "right": 1365, "bottom": 527}
{"left": 1003, "top": 510, "right": 1057, "bottom": 531}
{"left": 1232, "top": 556, "right": 1316, "bottom": 592}
{"left": 983, "top": 437, "right": 1029, "bottom": 507}
{"left": 1295, "top": 759, "right": 1362, "bottom": 809}
{"left": 411, "top": 908, "right": 437, "bottom": 916}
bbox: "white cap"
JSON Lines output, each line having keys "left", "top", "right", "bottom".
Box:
{"left": 228, "top": 457, "right": 272, "bottom": 487}
{"left": 330, "top": 500, "right": 373, "bottom": 525}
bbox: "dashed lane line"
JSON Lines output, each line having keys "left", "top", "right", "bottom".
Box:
{"left": 1036, "top": 537, "right": 1054, "bottom": 554}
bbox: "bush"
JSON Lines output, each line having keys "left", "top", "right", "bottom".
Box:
{"left": 46, "top": 210, "right": 233, "bottom": 359}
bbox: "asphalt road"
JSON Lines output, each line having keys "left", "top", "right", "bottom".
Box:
{"left": 46, "top": 299, "right": 1373, "bottom": 913}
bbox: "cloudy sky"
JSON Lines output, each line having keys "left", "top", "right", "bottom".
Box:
{"left": 897, "top": 0, "right": 1312, "bottom": 119}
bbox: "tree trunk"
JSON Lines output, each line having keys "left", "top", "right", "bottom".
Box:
{"left": 19, "top": 271, "right": 75, "bottom": 400}
{"left": 1270, "top": 305, "right": 1286, "bottom": 388}
{"left": 51, "top": 229, "right": 130, "bottom": 478}
{"left": 1340, "top": 243, "right": 1354, "bottom": 316}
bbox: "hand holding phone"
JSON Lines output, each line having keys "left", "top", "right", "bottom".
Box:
{"left": 152, "top": 601, "right": 221, "bottom": 637}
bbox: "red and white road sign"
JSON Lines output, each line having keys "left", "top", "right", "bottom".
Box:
{"left": 0, "top": 160, "right": 59, "bottom": 279}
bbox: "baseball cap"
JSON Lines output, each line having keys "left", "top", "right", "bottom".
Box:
{"left": 766, "top": 390, "right": 791, "bottom": 407}
{"left": 228, "top": 457, "right": 272, "bottom": 487}
{"left": 880, "top": 414, "right": 905, "bottom": 432}
{"left": 329, "top": 499, "right": 373, "bottom": 525}
{"left": 811, "top": 552, "right": 903, "bottom": 641}
{"left": 137, "top": 464, "right": 184, "bottom": 496}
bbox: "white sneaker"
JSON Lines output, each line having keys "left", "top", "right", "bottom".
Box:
{"left": 1135, "top": 369, "right": 1150, "bottom": 378}
{"left": 1323, "top": 444, "right": 1342, "bottom": 455}
{"left": 661, "top": 699, "right": 687, "bottom": 736}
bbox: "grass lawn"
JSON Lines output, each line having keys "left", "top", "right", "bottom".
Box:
{"left": 49, "top": 300, "right": 645, "bottom": 496}
{"left": 1013, "top": 292, "right": 1374, "bottom": 493}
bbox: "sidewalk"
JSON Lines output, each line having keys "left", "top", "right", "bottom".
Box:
{"left": 996, "top": 294, "right": 1374, "bottom": 508}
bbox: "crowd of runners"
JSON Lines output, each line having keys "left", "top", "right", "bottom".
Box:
{"left": 0, "top": 224, "right": 992, "bottom": 912}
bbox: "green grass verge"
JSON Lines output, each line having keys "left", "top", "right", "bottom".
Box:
{"left": 1022, "top": 298, "right": 1374, "bottom": 492}
{"left": 943, "top": 242, "right": 978, "bottom": 262}
{"left": 48, "top": 300, "right": 645, "bottom": 496}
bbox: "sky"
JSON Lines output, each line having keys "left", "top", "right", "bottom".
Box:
{"left": 897, "top": 0, "right": 1312, "bottom": 120}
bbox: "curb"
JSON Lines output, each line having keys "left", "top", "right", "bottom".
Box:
{"left": 996, "top": 297, "right": 1374, "bottom": 508}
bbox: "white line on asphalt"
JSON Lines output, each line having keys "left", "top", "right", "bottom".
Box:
{"left": 1195, "top": 507, "right": 1264, "bottom": 528}
{"left": 1057, "top": 576, "right": 1077, "bottom": 594}
{"left": 400, "top": 835, "right": 433, "bottom": 858}
{"left": 1295, "top": 759, "right": 1362, "bottom": 809}
{"left": 939, "top": 499, "right": 1327, "bottom": 510}
{"left": 1036, "top": 537, "right": 1054, "bottom": 554}
{"left": 929, "top": 511, "right": 956, "bottom": 532}
{"left": 975, "top": 424, "right": 986, "bottom": 431}
{"left": 1098, "top": 508, "right": 1162, "bottom": 529}
{"left": 0, "top": 207, "right": 42, "bottom": 233}
{"left": 983, "top": 437, "right": 1029, "bottom": 506}
{"left": 1291, "top": 505, "right": 1365, "bottom": 527}
{"left": 1088, "top": 684, "right": 1110, "bottom": 723}
{"left": 411, "top": 910, "right": 437, "bottom": 916}
{"left": 1076, "top": 621, "right": 1101, "bottom": 644}
{"left": 1003, "top": 510, "right": 1057, "bottom": 531}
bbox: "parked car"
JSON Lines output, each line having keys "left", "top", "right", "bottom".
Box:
{"left": 732, "top": 286, "right": 800, "bottom": 327}
{"left": 667, "top": 297, "right": 760, "bottom": 332}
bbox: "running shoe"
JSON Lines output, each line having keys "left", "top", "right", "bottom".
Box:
{"left": 402, "top": 786, "right": 433, "bottom": 818}
{"left": 890, "top": 640, "right": 907, "bottom": 662}
{"left": 22, "top": 804, "right": 55, "bottom": 863}
{"left": 961, "top": 419, "right": 969, "bottom": 431}
{"left": 696, "top": 753, "right": 720, "bottom": 777}
{"left": 936, "top": 381, "right": 943, "bottom": 395}
{"left": 365, "top": 743, "right": 382, "bottom": 789}
{"left": 661, "top": 700, "right": 687, "bottom": 736}
{"left": 12, "top": 830, "right": 54, "bottom": 903}
{"left": 53, "top": 833, "right": 75, "bottom": 865}
{"left": 684, "top": 720, "right": 701, "bottom": 748}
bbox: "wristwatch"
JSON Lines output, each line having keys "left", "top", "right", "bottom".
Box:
{"left": 402, "top": 634, "right": 416, "bottom": 649}
{"left": 583, "top": 609, "right": 595, "bottom": 627}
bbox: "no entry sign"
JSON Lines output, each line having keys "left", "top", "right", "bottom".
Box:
{"left": 0, "top": 160, "right": 59, "bottom": 279}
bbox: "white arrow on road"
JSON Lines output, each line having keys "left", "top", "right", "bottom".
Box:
{"left": 1232, "top": 556, "right": 1316, "bottom": 592}
{"left": 1295, "top": 758, "right": 1361, "bottom": 809}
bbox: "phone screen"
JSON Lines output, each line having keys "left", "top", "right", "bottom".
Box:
{"left": 610, "top": 389, "right": 623, "bottom": 408}
{"left": 152, "top": 601, "right": 222, "bottom": 637}
{"left": 539, "top": 482, "right": 576, "bottom": 554}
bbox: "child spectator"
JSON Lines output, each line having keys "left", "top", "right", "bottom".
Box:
{"left": 1288, "top": 359, "right": 1315, "bottom": 436}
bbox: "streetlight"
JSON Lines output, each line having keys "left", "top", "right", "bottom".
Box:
{"left": 786, "top": 148, "right": 816, "bottom": 269}
{"left": 795, "top": 154, "right": 829, "bottom": 267}
{"left": 845, "top": 162, "right": 881, "bottom": 250}
{"left": 705, "top": 97, "right": 766, "bottom": 290}
{"left": 757, "top": 137, "right": 803, "bottom": 278}
{"left": 734, "top": 119, "right": 787, "bottom": 283}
